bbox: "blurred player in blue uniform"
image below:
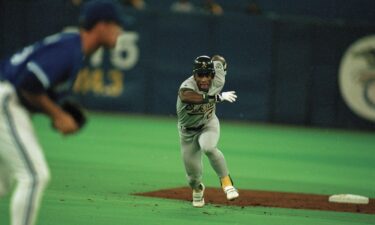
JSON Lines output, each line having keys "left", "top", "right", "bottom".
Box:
{"left": 0, "top": 1, "right": 125, "bottom": 224}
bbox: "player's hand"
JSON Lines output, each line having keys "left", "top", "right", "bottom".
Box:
{"left": 216, "top": 91, "right": 237, "bottom": 103}
{"left": 52, "top": 111, "right": 79, "bottom": 135}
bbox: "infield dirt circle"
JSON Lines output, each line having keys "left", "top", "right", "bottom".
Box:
{"left": 135, "top": 187, "right": 375, "bottom": 214}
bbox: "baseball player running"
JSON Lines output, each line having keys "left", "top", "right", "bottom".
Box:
{"left": 0, "top": 1, "right": 125, "bottom": 224}
{"left": 176, "top": 55, "right": 239, "bottom": 207}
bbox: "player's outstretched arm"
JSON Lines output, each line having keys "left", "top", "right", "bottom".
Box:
{"left": 179, "top": 89, "right": 208, "bottom": 104}
{"left": 216, "top": 91, "right": 237, "bottom": 103}
{"left": 179, "top": 89, "right": 237, "bottom": 104}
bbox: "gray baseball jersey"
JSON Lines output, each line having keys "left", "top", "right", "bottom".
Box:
{"left": 177, "top": 61, "right": 226, "bottom": 128}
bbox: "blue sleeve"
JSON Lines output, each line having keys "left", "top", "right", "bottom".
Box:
{"left": 19, "top": 44, "right": 74, "bottom": 93}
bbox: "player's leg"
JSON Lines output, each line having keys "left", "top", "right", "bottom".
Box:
{"left": 2, "top": 93, "right": 50, "bottom": 225}
{"left": 179, "top": 132, "right": 205, "bottom": 207}
{"left": 199, "top": 115, "right": 229, "bottom": 177}
{"left": 0, "top": 83, "right": 14, "bottom": 198}
{"left": 199, "top": 115, "right": 239, "bottom": 200}
{"left": 0, "top": 159, "right": 12, "bottom": 197}
{"left": 179, "top": 133, "right": 203, "bottom": 189}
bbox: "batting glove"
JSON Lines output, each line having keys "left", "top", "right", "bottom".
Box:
{"left": 216, "top": 91, "right": 237, "bottom": 103}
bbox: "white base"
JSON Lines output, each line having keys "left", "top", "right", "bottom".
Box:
{"left": 328, "top": 194, "right": 369, "bottom": 204}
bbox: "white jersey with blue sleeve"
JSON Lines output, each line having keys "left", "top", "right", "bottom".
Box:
{"left": 0, "top": 32, "right": 84, "bottom": 225}
{"left": 0, "top": 32, "right": 84, "bottom": 107}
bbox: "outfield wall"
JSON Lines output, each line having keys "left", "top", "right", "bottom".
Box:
{"left": 0, "top": 2, "right": 374, "bottom": 130}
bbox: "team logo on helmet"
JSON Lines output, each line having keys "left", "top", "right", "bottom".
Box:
{"left": 193, "top": 55, "right": 215, "bottom": 75}
{"left": 339, "top": 35, "right": 375, "bottom": 122}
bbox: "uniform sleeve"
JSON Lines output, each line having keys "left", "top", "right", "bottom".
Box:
{"left": 179, "top": 76, "right": 196, "bottom": 91}
{"left": 19, "top": 43, "right": 74, "bottom": 93}
{"left": 208, "top": 61, "right": 226, "bottom": 95}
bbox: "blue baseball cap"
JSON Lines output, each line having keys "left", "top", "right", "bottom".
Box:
{"left": 79, "top": 0, "right": 127, "bottom": 30}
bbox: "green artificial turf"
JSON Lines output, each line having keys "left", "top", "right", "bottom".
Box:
{"left": 1, "top": 113, "right": 374, "bottom": 225}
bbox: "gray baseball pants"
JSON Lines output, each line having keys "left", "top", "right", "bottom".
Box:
{"left": 178, "top": 115, "right": 229, "bottom": 189}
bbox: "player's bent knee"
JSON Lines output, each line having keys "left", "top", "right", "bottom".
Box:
{"left": 38, "top": 168, "right": 51, "bottom": 189}
{"left": 201, "top": 145, "right": 217, "bottom": 156}
{"left": 38, "top": 171, "right": 51, "bottom": 187}
{"left": 17, "top": 168, "right": 51, "bottom": 189}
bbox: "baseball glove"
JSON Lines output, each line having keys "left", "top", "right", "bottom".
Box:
{"left": 60, "top": 100, "right": 87, "bottom": 129}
